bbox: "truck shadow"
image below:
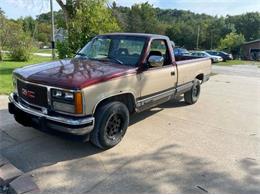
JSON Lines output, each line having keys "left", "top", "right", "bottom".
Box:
{"left": 28, "top": 144, "right": 260, "bottom": 193}
{"left": 1, "top": 98, "right": 191, "bottom": 173}
{"left": 1, "top": 105, "right": 260, "bottom": 193}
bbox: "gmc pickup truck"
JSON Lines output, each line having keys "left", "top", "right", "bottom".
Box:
{"left": 9, "top": 33, "right": 211, "bottom": 149}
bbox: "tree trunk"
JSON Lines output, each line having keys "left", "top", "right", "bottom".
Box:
{"left": 56, "top": 0, "right": 70, "bottom": 29}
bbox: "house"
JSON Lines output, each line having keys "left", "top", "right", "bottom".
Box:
{"left": 241, "top": 39, "right": 260, "bottom": 61}
{"left": 54, "top": 28, "right": 67, "bottom": 42}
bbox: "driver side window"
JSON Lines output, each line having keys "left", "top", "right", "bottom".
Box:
{"left": 148, "top": 39, "right": 171, "bottom": 67}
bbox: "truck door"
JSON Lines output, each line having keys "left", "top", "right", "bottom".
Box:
{"left": 139, "top": 39, "right": 177, "bottom": 103}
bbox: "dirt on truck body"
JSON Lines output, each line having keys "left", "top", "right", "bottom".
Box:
{"left": 9, "top": 33, "right": 211, "bottom": 149}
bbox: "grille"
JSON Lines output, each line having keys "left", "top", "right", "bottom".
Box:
{"left": 17, "top": 79, "right": 48, "bottom": 107}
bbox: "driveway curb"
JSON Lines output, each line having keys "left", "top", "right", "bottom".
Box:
{"left": 0, "top": 156, "right": 40, "bottom": 194}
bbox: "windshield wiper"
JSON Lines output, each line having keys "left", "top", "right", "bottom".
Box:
{"left": 104, "top": 55, "right": 123, "bottom": 65}
{"left": 75, "top": 52, "right": 88, "bottom": 57}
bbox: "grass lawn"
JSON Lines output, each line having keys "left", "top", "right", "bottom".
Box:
{"left": 0, "top": 55, "right": 53, "bottom": 94}
{"left": 216, "top": 60, "right": 260, "bottom": 66}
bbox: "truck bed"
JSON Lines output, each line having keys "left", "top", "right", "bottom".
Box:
{"left": 175, "top": 57, "right": 211, "bottom": 85}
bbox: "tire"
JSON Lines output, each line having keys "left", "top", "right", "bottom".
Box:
{"left": 184, "top": 79, "right": 201, "bottom": 105}
{"left": 90, "top": 101, "right": 129, "bottom": 149}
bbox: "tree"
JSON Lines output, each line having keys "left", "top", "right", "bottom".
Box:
{"left": 36, "top": 10, "right": 66, "bottom": 29}
{"left": 0, "top": 8, "right": 7, "bottom": 60}
{"left": 219, "top": 32, "right": 245, "bottom": 57}
{"left": 165, "top": 22, "right": 197, "bottom": 49}
{"left": 55, "top": 0, "right": 81, "bottom": 28}
{"left": 127, "top": 3, "right": 159, "bottom": 33}
{"left": 18, "top": 16, "right": 36, "bottom": 36}
{"left": 56, "top": 0, "right": 120, "bottom": 57}
{"left": 226, "top": 12, "right": 260, "bottom": 41}
{"left": 35, "top": 23, "right": 51, "bottom": 44}
{"left": 0, "top": 11, "right": 35, "bottom": 61}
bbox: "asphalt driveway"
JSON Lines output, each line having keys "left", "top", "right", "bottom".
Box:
{"left": 0, "top": 66, "right": 260, "bottom": 193}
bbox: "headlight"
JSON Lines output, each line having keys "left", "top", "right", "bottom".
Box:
{"left": 51, "top": 89, "right": 83, "bottom": 114}
{"left": 64, "top": 92, "right": 74, "bottom": 100}
{"left": 52, "top": 89, "right": 74, "bottom": 100}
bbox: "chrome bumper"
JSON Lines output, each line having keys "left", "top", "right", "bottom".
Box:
{"left": 9, "top": 93, "right": 95, "bottom": 135}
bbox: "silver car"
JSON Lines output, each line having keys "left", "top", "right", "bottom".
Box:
{"left": 191, "top": 51, "right": 223, "bottom": 63}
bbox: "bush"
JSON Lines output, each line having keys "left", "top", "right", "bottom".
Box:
{"left": 56, "top": 40, "right": 71, "bottom": 59}
{"left": 218, "top": 32, "right": 245, "bottom": 58}
{"left": 9, "top": 47, "right": 31, "bottom": 61}
{"left": 8, "top": 32, "right": 35, "bottom": 61}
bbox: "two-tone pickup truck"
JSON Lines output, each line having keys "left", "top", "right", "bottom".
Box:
{"left": 9, "top": 33, "right": 211, "bottom": 149}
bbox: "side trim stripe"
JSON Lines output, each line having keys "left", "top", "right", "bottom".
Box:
{"left": 136, "top": 81, "right": 193, "bottom": 107}
{"left": 137, "top": 88, "right": 176, "bottom": 107}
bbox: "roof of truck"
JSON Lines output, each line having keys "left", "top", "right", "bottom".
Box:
{"left": 98, "top": 32, "right": 169, "bottom": 39}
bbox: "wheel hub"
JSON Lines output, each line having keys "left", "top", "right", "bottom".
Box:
{"left": 105, "top": 114, "right": 123, "bottom": 140}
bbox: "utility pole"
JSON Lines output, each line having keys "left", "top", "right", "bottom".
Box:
{"left": 196, "top": 25, "right": 200, "bottom": 50}
{"left": 50, "top": 0, "right": 55, "bottom": 59}
{"left": 210, "top": 31, "right": 213, "bottom": 50}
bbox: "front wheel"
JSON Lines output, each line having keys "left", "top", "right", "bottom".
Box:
{"left": 90, "top": 101, "right": 129, "bottom": 149}
{"left": 184, "top": 79, "right": 201, "bottom": 105}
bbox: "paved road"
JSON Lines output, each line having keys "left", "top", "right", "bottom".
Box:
{"left": 33, "top": 53, "right": 52, "bottom": 57}
{"left": 0, "top": 67, "right": 260, "bottom": 193}
{"left": 1, "top": 50, "right": 52, "bottom": 57}
{"left": 212, "top": 64, "right": 260, "bottom": 78}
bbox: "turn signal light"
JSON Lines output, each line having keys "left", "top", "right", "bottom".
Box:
{"left": 75, "top": 92, "right": 83, "bottom": 114}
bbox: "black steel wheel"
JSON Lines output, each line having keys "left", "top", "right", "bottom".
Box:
{"left": 105, "top": 114, "right": 124, "bottom": 141}
{"left": 90, "top": 101, "right": 129, "bottom": 149}
{"left": 184, "top": 79, "right": 201, "bottom": 105}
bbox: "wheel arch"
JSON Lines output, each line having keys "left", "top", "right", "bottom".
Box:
{"left": 93, "top": 93, "right": 136, "bottom": 115}
{"left": 195, "top": 73, "right": 204, "bottom": 82}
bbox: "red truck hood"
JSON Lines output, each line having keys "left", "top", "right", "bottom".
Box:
{"left": 14, "top": 58, "right": 137, "bottom": 89}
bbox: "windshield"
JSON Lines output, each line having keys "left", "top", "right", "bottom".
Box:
{"left": 76, "top": 36, "right": 146, "bottom": 66}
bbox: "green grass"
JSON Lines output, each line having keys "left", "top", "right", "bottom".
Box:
{"left": 0, "top": 55, "right": 53, "bottom": 94}
{"left": 216, "top": 60, "right": 260, "bottom": 66}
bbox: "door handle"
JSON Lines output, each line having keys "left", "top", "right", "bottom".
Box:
{"left": 171, "top": 71, "right": 175, "bottom": 76}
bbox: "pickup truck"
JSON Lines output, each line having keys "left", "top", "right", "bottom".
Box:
{"left": 9, "top": 33, "right": 211, "bottom": 149}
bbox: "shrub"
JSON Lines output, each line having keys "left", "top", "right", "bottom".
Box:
{"left": 8, "top": 33, "right": 34, "bottom": 61}
{"left": 56, "top": 39, "right": 71, "bottom": 59}
{"left": 218, "top": 32, "right": 245, "bottom": 58}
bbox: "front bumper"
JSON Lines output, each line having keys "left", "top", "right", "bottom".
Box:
{"left": 8, "top": 93, "right": 95, "bottom": 135}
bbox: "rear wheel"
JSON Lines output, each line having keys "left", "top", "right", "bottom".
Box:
{"left": 90, "top": 101, "right": 129, "bottom": 149}
{"left": 184, "top": 79, "right": 201, "bottom": 105}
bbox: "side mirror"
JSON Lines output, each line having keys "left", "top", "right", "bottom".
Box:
{"left": 148, "top": 55, "right": 164, "bottom": 67}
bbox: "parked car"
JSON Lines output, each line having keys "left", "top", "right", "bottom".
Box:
{"left": 174, "top": 47, "right": 190, "bottom": 57}
{"left": 206, "top": 51, "right": 233, "bottom": 61}
{"left": 9, "top": 33, "right": 211, "bottom": 149}
{"left": 190, "top": 51, "right": 223, "bottom": 63}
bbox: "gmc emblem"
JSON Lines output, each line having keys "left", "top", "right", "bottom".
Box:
{"left": 22, "top": 88, "right": 35, "bottom": 98}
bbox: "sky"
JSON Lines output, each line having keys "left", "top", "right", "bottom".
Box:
{"left": 1, "top": 0, "right": 260, "bottom": 19}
